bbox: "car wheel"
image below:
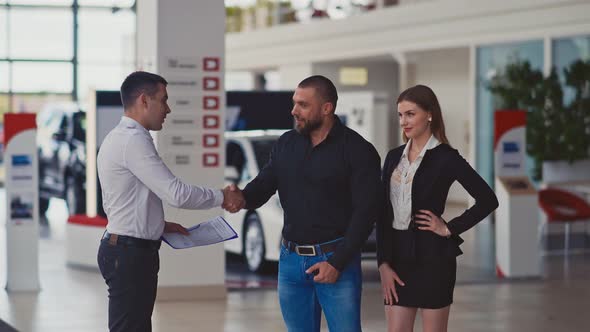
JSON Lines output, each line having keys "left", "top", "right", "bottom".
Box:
{"left": 243, "top": 213, "right": 266, "bottom": 273}
{"left": 65, "top": 176, "right": 85, "bottom": 215}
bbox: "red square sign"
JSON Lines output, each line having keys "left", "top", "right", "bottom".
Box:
{"left": 203, "top": 153, "right": 219, "bottom": 167}
{"left": 203, "top": 134, "right": 220, "bottom": 148}
{"left": 203, "top": 115, "right": 220, "bottom": 129}
{"left": 203, "top": 77, "right": 220, "bottom": 91}
{"left": 203, "top": 57, "right": 220, "bottom": 71}
{"left": 203, "top": 96, "right": 219, "bottom": 110}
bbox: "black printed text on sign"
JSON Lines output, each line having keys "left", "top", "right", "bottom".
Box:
{"left": 203, "top": 115, "right": 220, "bottom": 129}
{"left": 203, "top": 57, "right": 220, "bottom": 71}
{"left": 203, "top": 77, "right": 220, "bottom": 91}
{"left": 203, "top": 134, "right": 219, "bottom": 148}
{"left": 203, "top": 153, "right": 219, "bottom": 167}
{"left": 203, "top": 96, "right": 219, "bottom": 110}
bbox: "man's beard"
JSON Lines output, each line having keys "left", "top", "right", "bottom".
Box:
{"left": 295, "top": 116, "right": 322, "bottom": 135}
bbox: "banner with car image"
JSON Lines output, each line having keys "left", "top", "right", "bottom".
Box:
{"left": 3, "top": 113, "right": 40, "bottom": 291}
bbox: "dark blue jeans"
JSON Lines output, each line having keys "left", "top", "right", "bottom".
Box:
{"left": 97, "top": 240, "right": 160, "bottom": 332}
{"left": 278, "top": 243, "right": 363, "bottom": 332}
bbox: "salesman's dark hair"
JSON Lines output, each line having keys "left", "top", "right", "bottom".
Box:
{"left": 120, "top": 71, "right": 168, "bottom": 110}
{"left": 298, "top": 75, "right": 338, "bottom": 111}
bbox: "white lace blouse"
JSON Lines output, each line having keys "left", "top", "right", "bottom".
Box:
{"left": 390, "top": 135, "right": 441, "bottom": 230}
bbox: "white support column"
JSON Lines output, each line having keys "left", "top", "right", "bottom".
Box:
{"left": 543, "top": 36, "right": 552, "bottom": 76}
{"left": 468, "top": 44, "right": 477, "bottom": 172}
{"left": 391, "top": 51, "right": 408, "bottom": 145}
{"left": 137, "top": 0, "right": 227, "bottom": 301}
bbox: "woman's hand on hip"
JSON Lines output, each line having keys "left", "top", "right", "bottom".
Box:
{"left": 415, "top": 209, "right": 451, "bottom": 237}
{"left": 379, "top": 263, "right": 405, "bottom": 305}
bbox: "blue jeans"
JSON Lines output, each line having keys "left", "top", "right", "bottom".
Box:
{"left": 278, "top": 242, "right": 363, "bottom": 332}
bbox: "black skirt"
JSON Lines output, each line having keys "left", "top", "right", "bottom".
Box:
{"left": 385, "top": 229, "right": 457, "bottom": 309}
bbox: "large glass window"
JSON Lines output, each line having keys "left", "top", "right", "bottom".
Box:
{"left": 12, "top": 62, "right": 72, "bottom": 93}
{"left": 0, "top": 61, "right": 8, "bottom": 91}
{"left": 0, "top": 94, "right": 8, "bottom": 117}
{"left": 9, "top": 7, "right": 73, "bottom": 60}
{"left": 78, "top": 63, "right": 130, "bottom": 100}
{"left": 78, "top": 0, "right": 134, "bottom": 7}
{"left": 10, "top": 93, "right": 71, "bottom": 113}
{"left": 78, "top": 9, "right": 135, "bottom": 64}
{"left": 475, "top": 40, "right": 544, "bottom": 185}
{"left": 0, "top": 61, "right": 7, "bottom": 118}
{"left": 8, "top": 0, "right": 72, "bottom": 5}
{"left": 0, "top": 8, "right": 6, "bottom": 58}
{"left": 0, "top": 2, "right": 136, "bottom": 108}
{"left": 553, "top": 35, "right": 590, "bottom": 104}
{"left": 77, "top": 8, "right": 135, "bottom": 100}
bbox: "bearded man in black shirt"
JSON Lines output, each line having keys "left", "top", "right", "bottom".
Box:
{"left": 232, "top": 75, "right": 381, "bottom": 332}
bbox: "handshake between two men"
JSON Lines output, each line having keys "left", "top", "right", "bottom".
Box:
{"left": 164, "top": 184, "right": 244, "bottom": 235}
{"left": 222, "top": 184, "right": 246, "bottom": 213}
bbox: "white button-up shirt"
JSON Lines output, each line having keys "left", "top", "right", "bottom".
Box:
{"left": 390, "top": 135, "right": 440, "bottom": 230}
{"left": 97, "top": 116, "right": 224, "bottom": 240}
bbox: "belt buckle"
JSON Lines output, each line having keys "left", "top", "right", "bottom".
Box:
{"left": 295, "top": 245, "right": 316, "bottom": 256}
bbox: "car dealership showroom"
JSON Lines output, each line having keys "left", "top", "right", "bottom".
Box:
{"left": 1, "top": 1, "right": 590, "bottom": 331}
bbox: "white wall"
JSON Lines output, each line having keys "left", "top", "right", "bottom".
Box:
{"left": 226, "top": 0, "right": 590, "bottom": 71}
{"left": 279, "top": 63, "right": 313, "bottom": 90}
{"left": 312, "top": 58, "right": 400, "bottom": 151}
{"left": 408, "top": 47, "right": 471, "bottom": 204}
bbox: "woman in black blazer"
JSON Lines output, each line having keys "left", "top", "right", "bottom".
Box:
{"left": 377, "top": 85, "right": 498, "bottom": 332}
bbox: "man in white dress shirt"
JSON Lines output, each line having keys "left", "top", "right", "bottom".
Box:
{"left": 97, "top": 71, "right": 242, "bottom": 332}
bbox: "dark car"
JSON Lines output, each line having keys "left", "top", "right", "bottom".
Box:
{"left": 37, "top": 103, "right": 86, "bottom": 217}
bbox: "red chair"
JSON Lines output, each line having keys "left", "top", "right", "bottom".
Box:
{"left": 538, "top": 188, "right": 590, "bottom": 254}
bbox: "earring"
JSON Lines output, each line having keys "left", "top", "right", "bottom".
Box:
{"left": 428, "top": 117, "right": 432, "bottom": 122}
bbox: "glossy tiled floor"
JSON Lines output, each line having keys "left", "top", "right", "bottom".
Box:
{"left": 1, "top": 192, "right": 589, "bottom": 331}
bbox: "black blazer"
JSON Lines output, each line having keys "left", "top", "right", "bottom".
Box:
{"left": 376, "top": 143, "right": 499, "bottom": 266}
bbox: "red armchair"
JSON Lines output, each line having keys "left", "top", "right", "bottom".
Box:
{"left": 538, "top": 188, "right": 590, "bottom": 254}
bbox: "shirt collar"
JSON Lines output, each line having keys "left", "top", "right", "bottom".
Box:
{"left": 402, "top": 134, "right": 440, "bottom": 159}
{"left": 120, "top": 116, "right": 152, "bottom": 139}
{"left": 327, "top": 115, "right": 345, "bottom": 139}
{"left": 298, "top": 115, "right": 344, "bottom": 141}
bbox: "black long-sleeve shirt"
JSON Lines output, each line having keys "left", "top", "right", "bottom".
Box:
{"left": 242, "top": 117, "right": 382, "bottom": 271}
{"left": 376, "top": 143, "right": 499, "bottom": 266}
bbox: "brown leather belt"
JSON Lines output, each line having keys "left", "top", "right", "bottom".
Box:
{"left": 102, "top": 232, "right": 161, "bottom": 250}
{"left": 281, "top": 238, "right": 341, "bottom": 256}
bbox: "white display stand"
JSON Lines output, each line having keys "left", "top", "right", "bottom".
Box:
{"left": 495, "top": 177, "right": 540, "bottom": 278}
{"left": 338, "top": 91, "right": 390, "bottom": 160}
{"left": 3, "top": 113, "right": 40, "bottom": 292}
{"left": 66, "top": 90, "right": 121, "bottom": 268}
{"left": 137, "top": 0, "right": 227, "bottom": 301}
{"left": 493, "top": 111, "right": 540, "bottom": 278}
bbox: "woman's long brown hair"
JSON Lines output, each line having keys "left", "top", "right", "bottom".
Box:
{"left": 397, "top": 84, "right": 450, "bottom": 145}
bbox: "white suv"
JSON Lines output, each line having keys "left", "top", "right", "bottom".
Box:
{"left": 224, "top": 129, "right": 377, "bottom": 273}
{"left": 224, "top": 130, "right": 286, "bottom": 272}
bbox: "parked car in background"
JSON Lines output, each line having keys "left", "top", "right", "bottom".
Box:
{"left": 224, "top": 130, "right": 376, "bottom": 273}
{"left": 224, "top": 130, "right": 285, "bottom": 273}
{"left": 37, "top": 103, "right": 86, "bottom": 217}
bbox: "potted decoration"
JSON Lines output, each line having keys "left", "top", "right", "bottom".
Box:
{"left": 488, "top": 59, "right": 590, "bottom": 182}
